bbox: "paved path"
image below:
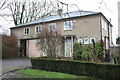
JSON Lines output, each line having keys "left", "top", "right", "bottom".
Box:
{"left": 2, "top": 58, "right": 31, "bottom": 74}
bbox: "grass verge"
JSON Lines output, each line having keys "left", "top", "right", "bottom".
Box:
{"left": 17, "top": 69, "right": 102, "bottom": 80}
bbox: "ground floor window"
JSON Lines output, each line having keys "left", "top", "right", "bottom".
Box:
{"left": 90, "top": 38, "right": 96, "bottom": 44}
{"left": 84, "top": 38, "right": 89, "bottom": 44}
{"left": 78, "top": 39, "right": 83, "bottom": 44}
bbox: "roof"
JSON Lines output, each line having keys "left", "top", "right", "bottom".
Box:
{"left": 10, "top": 10, "right": 102, "bottom": 29}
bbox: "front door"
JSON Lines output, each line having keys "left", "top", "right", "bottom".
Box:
{"left": 65, "top": 40, "right": 72, "bottom": 57}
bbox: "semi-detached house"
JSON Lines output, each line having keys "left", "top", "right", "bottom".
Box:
{"left": 10, "top": 10, "right": 113, "bottom": 58}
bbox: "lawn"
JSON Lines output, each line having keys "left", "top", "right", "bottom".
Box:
{"left": 17, "top": 69, "right": 102, "bottom": 80}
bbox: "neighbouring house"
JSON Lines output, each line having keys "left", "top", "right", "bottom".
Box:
{"left": 10, "top": 10, "right": 113, "bottom": 58}
{"left": 110, "top": 2, "right": 120, "bottom": 63}
{"left": 110, "top": 1, "right": 120, "bottom": 59}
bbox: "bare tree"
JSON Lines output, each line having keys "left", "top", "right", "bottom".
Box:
{"left": 0, "top": 25, "right": 9, "bottom": 35}
{"left": 0, "top": 0, "right": 8, "bottom": 10}
{"left": 8, "top": 0, "right": 82, "bottom": 25}
{"left": 8, "top": 0, "right": 58, "bottom": 25}
{"left": 36, "top": 27, "right": 64, "bottom": 58}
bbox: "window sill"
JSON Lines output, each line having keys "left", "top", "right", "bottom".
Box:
{"left": 23, "top": 34, "right": 29, "bottom": 36}
{"left": 64, "top": 29, "right": 72, "bottom": 31}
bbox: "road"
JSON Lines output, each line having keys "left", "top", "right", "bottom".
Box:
{"left": 2, "top": 58, "right": 31, "bottom": 74}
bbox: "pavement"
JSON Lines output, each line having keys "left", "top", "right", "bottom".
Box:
{"left": 2, "top": 58, "right": 31, "bottom": 74}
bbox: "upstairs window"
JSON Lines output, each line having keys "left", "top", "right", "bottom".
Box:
{"left": 35, "top": 25, "right": 42, "bottom": 34}
{"left": 24, "top": 27, "right": 30, "bottom": 35}
{"left": 48, "top": 23, "right": 56, "bottom": 31}
{"left": 101, "top": 18, "right": 108, "bottom": 31}
{"left": 64, "top": 21, "right": 73, "bottom": 30}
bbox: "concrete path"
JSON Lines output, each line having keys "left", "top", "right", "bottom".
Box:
{"left": 2, "top": 58, "right": 31, "bottom": 74}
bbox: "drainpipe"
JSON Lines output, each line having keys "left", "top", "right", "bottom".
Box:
{"left": 100, "top": 14, "right": 104, "bottom": 61}
{"left": 71, "top": 36, "right": 74, "bottom": 59}
{"left": 108, "top": 22, "right": 110, "bottom": 49}
{"left": 100, "top": 14, "right": 103, "bottom": 50}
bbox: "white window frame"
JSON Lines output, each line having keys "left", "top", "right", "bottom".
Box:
{"left": 78, "top": 39, "right": 83, "bottom": 44}
{"left": 64, "top": 20, "right": 73, "bottom": 30}
{"left": 101, "top": 18, "right": 104, "bottom": 29}
{"left": 35, "top": 25, "right": 42, "bottom": 34}
{"left": 104, "top": 22, "right": 107, "bottom": 31}
{"left": 24, "top": 27, "right": 30, "bottom": 35}
{"left": 48, "top": 23, "right": 56, "bottom": 31}
{"left": 84, "top": 38, "right": 89, "bottom": 44}
{"left": 101, "top": 18, "right": 107, "bottom": 31}
{"left": 90, "top": 38, "right": 96, "bottom": 44}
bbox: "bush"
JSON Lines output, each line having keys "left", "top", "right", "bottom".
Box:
{"left": 73, "top": 42, "right": 103, "bottom": 62}
{"left": 82, "top": 45, "right": 94, "bottom": 61}
{"left": 73, "top": 43, "right": 83, "bottom": 60}
{"left": 95, "top": 42, "right": 103, "bottom": 59}
{"left": 31, "top": 58, "right": 120, "bottom": 79}
{"left": 73, "top": 43, "right": 94, "bottom": 61}
{"left": 81, "top": 51, "right": 93, "bottom": 61}
{"left": 2, "top": 35, "right": 18, "bottom": 59}
{"left": 2, "top": 45, "right": 9, "bottom": 59}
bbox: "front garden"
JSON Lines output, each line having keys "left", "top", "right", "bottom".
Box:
{"left": 17, "top": 69, "right": 102, "bottom": 80}
{"left": 31, "top": 32, "right": 120, "bottom": 80}
{"left": 11, "top": 29, "right": 119, "bottom": 79}
{"left": 31, "top": 58, "right": 120, "bottom": 80}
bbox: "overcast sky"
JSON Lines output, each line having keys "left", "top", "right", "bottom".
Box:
{"left": 0, "top": 0, "right": 119, "bottom": 44}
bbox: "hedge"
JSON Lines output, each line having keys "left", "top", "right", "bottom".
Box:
{"left": 31, "top": 58, "right": 120, "bottom": 79}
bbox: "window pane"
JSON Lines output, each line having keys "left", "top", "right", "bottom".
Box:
{"left": 90, "top": 38, "right": 95, "bottom": 44}
{"left": 78, "top": 39, "right": 83, "bottom": 44}
{"left": 35, "top": 26, "right": 42, "bottom": 33}
{"left": 24, "top": 29, "right": 25, "bottom": 34}
{"left": 64, "top": 21, "right": 72, "bottom": 30}
{"left": 27, "top": 28, "right": 29, "bottom": 34}
{"left": 69, "top": 21, "right": 72, "bottom": 29}
{"left": 84, "top": 38, "right": 89, "bottom": 44}
{"left": 39, "top": 26, "right": 42, "bottom": 32}
{"left": 36, "top": 27, "right": 38, "bottom": 33}
{"left": 52, "top": 24, "right": 56, "bottom": 31}
{"left": 64, "top": 22, "right": 68, "bottom": 30}
{"left": 48, "top": 23, "right": 56, "bottom": 31}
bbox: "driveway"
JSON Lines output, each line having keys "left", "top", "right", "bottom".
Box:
{"left": 2, "top": 58, "right": 31, "bottom": 74}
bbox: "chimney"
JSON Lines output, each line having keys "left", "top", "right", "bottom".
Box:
{"left": 109, "top": 18, "right": 111, "bottom": 22}
{"left": 58, "top": 9, "right": 63, "bottom": 15}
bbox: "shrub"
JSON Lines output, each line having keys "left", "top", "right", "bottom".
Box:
{"left": 81, "top": 45, "right": 94, "bottom": 61}
{"left": 81, "top": 51, "right": 93, "bottom": 61}
{"left": 31, "top": 58, "right": 120, "bottom": 79}
{"left": 95, "top": 42, "right": 103, "bottom": 59}
{"left": 73, "top": 42, "right": 103, "bottom": 62}
{"left": 2, "top": 45, "right": 9, "bottom": 59}
{"left": 73, "top": 43, "right": 83, "bottom": 60}
{"left": 2, "top": 35, "right": 18, "bottom": 59}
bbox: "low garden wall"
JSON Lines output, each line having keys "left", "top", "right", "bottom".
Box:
{"left": 31, "top": 58, "right": 120, "bottom": 79}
